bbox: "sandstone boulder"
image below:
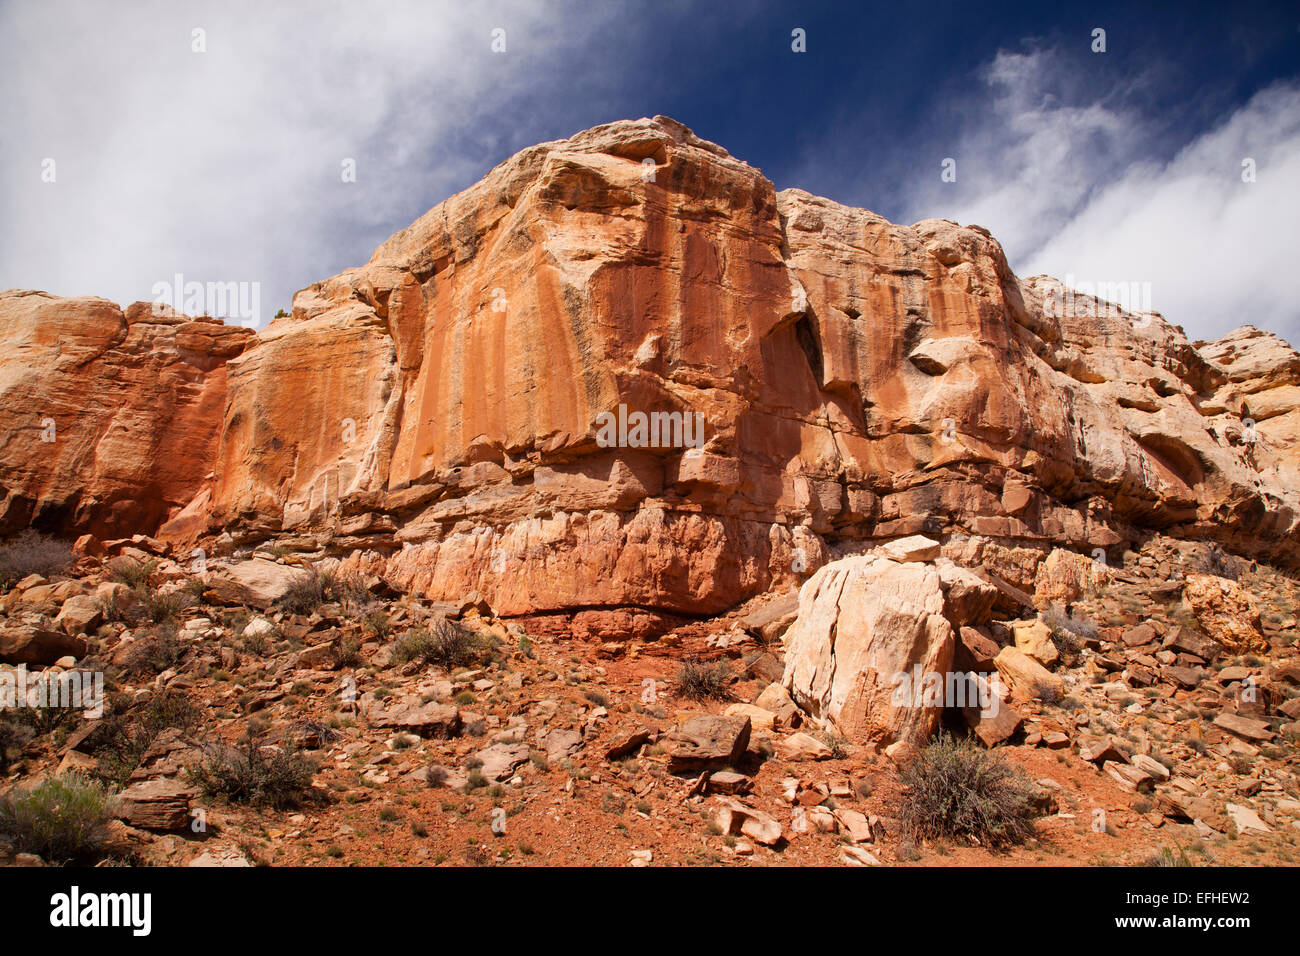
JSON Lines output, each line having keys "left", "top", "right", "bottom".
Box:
{"left": 113, "top": 779, "right": 196, "bottom": 831}
{"left": 206, "top": 559, "right": 316, "bottom": 609}
{"left": 665, "top": 715, "right": 751, "bottom": 774}
{"left": 994, "top": 645, "right": 1065, "bottom": 702}
{"left": 782, "top": 556, "right": 954, "bottom": 748}
{"left": 0, "top": 626, "right": 87, "bottom": 666}
{"left": 1012, "top": 619, "right": 1060, "bottom": 667}
{"left": 715, "top": 798, "right": 783, "bottom": 846}
{"left": 1033, "top": 548, "right": 1110, "bottom": 610}
{"left": 935, "top": 559, "right": 1000, "bottom": 627}
{"left": 53, "top": 594, "right": 102, "bottom": 636}
{"left": 359, "top": 694, "right": 461, "bottom": 739}
{"left": 1183, "top": 574, "right": 1268, "bottom": 653}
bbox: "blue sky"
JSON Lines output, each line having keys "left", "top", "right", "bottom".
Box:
{"left": 2, "top": 0, "right": 1297, "bottom": 343}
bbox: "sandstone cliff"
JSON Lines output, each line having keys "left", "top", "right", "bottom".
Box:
{"left": 2, "top": 117, "right": 1297, "bottom": 616}
{"left": 0, "top": 291, "right": 253, "bottom": 538}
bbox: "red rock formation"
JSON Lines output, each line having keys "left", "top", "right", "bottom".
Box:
{"left": 3, "top": 117, "right": 1297, "bottom": 616}
{"left": 0, "top": 291, "right": 253, "bottom": 538}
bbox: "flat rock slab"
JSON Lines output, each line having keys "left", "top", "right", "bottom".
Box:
{"left": 1213, "top": 712, "right": 1275, "bottom": 742}
{"left": 361, "top": 695, "right": 462, "bottom": 739}
{"left": 476, "top": 742, "right": 530, "bottom": 781}
{"left": 113, "top": 779, "right": 197, "bottom": 831}
{"left": 604, "top": 728, "right": 655, "bottom": 760}
{"left": 777, "top": 731, "right": 833, "bottom": 761}
{"left": 0, "top": 626, "right": 87, "bottom": 666}
{"left": 715, "top": 797, "right": 782, "bottom": 846}
{"left": 666, "top": 715, "right": 750, "bottom": 774}
{"left": 544, "top": 729, "right": 584, "bottom": 763}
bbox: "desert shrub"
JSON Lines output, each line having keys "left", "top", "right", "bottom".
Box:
{"left": 335, "top": 636, "right": 362, "bottom": 668}
{"left": 106, "top": 555, "right": 157, "bottom": 588}
{"left": 276, "top": 570, "right": 329, "bottom": 615}
{"left": 816, "top": 729, "right": 848, "bottom": 759}
{"left": 0, "top": 774, "right": 113, "bottom": 864}
{"left": 180, "top": 577, "right": 209, "bottom": 603}
{"left": 136, "top": 586, "right": 192, "bottom": 624}
{"left": 239, "top": 625, "right": 274, "bottom": 656}
{"left": 1143, "top": 843, "right": 1199, "bottom": 867}
{"left": 94, "top": 692, "right": 202, "bottom": 786}
{"left": 121, "top": 621, "right": 185, "bottom": 675}
{"left": 290, "top": 719, "right": 342, "bottom": 750}
{"left": 1041, "top": 606, "right": 1098, "bottom": 668}
{"left": 188, "top": 725, "right": 317, "bottom": 809}
{"left": 390, "top": 617, "right": 484, "bottom": 668}
{"left": 1041, "top": 605, "right": 1099, "bottom": 642}
{"left": 9, "top": 688, "right": 80, "bottom": 740}
{"left": 97, "top": 589, "right": 132, "bottom": 624}
{"left": 0, "top": 714, "right": 34, "bottom": 774}
{"left": 0, "top": 530, "right": 73, "bottom": 587}
{"left": 677, "top": 659, "right": 731, "bottom": 701}
{"left": 362, "top": 610, "right": 392, "bottom": 641}
{"left": 328, "top": 573, "right": 370, "bottom": 610}
{"left": 426, "top": 766, "right": 450, "bottom": 788}
{"left": 897, "top": 734, "right": 1037, "bottom": 848}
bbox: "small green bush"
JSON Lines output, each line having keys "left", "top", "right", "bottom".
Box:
{"left": 188, "top": 725, "right": 317, "bottom": 809}
{"left": 277, "top": 570, "right": 329, "bottom": 615}
{"left": 106, "top": 555, "right": 157, "bottom": 588}
{"left": 0, "top": 774, "right": 113, "bottom": 864}
{"left": 329, "top": 573, "right": 370, "bottom": 610}
{"left": 362, "top": 610, "right": 392, "bottom": 641}
{"left": 677, "top": 659, "right": 731, "bottom": 701}
{"left": 135, "top": 586, "right": 192, "bottom": 624}
{"left": 0, "top": 530, "right": 73, "bottom": 587}
{"left": 95, "top": 692, "right": 202, "bottom": 786}
{"left": 391, "top": 617, "right": 484, "bottom": 668}
{"left": 122, "top": 621, "right": 185, "bottom": 675}
{"left": 335, "top": 636, "right": 362, "bottom": 668}
{"left": 898, "top": 734, "right": 1037, "bottom": 848}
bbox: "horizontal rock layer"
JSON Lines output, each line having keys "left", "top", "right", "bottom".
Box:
{"left": 3, "top": 116, "right": 1298, "bottom": 614}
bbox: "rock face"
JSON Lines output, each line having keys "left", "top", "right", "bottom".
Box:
{"left": 3, "top": 116, "right": 1299, "bottom": 617}
{"left": 782, "top": 555, "right": 955, "bottom": 747}
{"left": 0, "top": 292, "right": 253, "bottom": 538}
{"left": 1182, "top": 573, "right": 1268, "bottom": 654}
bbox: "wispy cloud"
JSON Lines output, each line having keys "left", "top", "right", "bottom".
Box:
{"left": 897, "top": 48, "right": 1300, "bottom": 344}
{"left": 0, "top": 0, "right": 626, "bottom": 325}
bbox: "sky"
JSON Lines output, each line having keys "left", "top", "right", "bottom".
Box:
{"left": 1, "top": 0, "right": 1297, "bottom": 344}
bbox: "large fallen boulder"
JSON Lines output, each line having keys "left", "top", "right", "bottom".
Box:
{"left": 665, "top": 715, "right": 751, "bottom": 774}
{"left": 782, "top": 556, "right": 954, "bottom": 748}
{"left": 1033, "top": 548, "right": 1110, "bottom": 610}
{"left": 204, "top": 558, "right": 316, "bottom": 609}
{"left": 1182, "top": 574, "right": 1268, "bottom": 654}
{"left": 112, "top": 778, "right": 197, "bottom": 831}
{"left": 0, "top": 625, "right": 87, "bottom": 666}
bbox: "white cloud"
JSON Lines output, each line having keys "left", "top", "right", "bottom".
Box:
{"left": 900, "top": 49, "right": 1300, "bottom": 345}
{"left": 0, "top": 0, "right": 624, "bottom": 326}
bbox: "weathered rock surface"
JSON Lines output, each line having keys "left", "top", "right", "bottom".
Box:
{"left": 204, "top": 558, "right": 316, "bottom": 609}
{"left": 359, "top": 694, "right": 462, "bottom": 738}
{"left": 0, "top": 292, "right": 253, "bottom": 537}
{"left": 1183, "top": 573, "right": 1268, "bottom": 654}
{"left": 782, "top": 555, "right": 955, "bottom": 747}
{"left": 4, "top": 117, "right": 1299, "bottom": 619}
{"left": 0, "top": 625, "right": 87, "bottom": 666}
{"left": 112, "top": 778, "right": 197, "bottom": 831}
{"left": 665, "top": 714, "right": 751, "bottom": 774}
